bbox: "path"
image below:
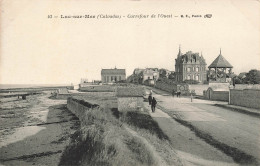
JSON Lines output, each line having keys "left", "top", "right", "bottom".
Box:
{"left": 145, "top": 87, "right": 260, "bottom": 165}
{"left": 144, "top": 101, "right": 237, "bottom": 166}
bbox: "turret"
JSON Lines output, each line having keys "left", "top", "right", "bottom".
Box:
{"left": 177, "top": 45, "right": 181, "bottom": 57}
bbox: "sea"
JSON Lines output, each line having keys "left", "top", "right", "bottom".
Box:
{"left": 0, "top": 84, "right": 72, "bottom": 90}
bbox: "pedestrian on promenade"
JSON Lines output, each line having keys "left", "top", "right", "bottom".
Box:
{"left": 177, "top": 92, "right": 181, "bottom": 98}
{"left": 148, "top": 94, "right": 152, "bottom": 105}
{"left": 172, "top": 89, "right": 175, "bottom": 97}
{"left": 151, "top": 97, "right": 157, "bottom": 113}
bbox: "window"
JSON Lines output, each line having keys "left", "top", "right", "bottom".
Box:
{"left": 187, "top": 75, "right": 191, "bottom": 80}
{"left": 196, "top": 75, "right": 199, "bottom": 80}
{"left": 196, "top": 67, "right": 199, "bottom": 72}
{"left": 187, "top": 67, "right": 191, "bottom": 72}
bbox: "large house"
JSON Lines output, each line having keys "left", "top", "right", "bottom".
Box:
{"left": 127, "top": 68, "right": 159, "bottom": 84}
{"left": 175, "top": 47, "right": 207, "bottom": 83}
{"left": 142, "top": 68, "right": 159, "bottom": 83}
{"left": 101, "top": 68, "right": 126, "bottom": 83}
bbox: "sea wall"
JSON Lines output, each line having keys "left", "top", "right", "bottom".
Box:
{"left": 56, "top": 93, "right": 74, "bottom": 99}
{"left": 79, "top": 85, "right": 115, "bottom": 92}
{"left": 117, "top": 97, "right": 143, "bottom": 112}
{"left": 67, "top": 97, "right": 99, "bottom": 121}
{"left": 55, "top": 93, "right": 86, "bottom": 100}
{"left": 230, "top": 89, "right": 260, "bottom": 109}
{"left": 0, "top": 86, "right": 74, "bottom": 93}
{"left": 116, "top": 86, "right": 144, "bottom": 112}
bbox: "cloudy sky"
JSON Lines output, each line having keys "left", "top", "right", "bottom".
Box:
{"left": 1, "top": 0, "right": 259, "bottom": 84}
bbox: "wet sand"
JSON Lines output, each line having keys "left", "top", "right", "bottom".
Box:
{"left": 0, "top": 92, "right": 79, "bottom": 166}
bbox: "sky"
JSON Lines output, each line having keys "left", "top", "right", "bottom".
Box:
{"left": 0, "top": 0, "right": 259, "bottom": 84}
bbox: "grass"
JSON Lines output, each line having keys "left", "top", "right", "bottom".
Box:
{"left": 61, "top": 91, "right": 182, "bottom": 166}
{"left": 59, "top": 106, "right": 158, "bottom": 166}
{"left": 119, "top": 110, "right": 169, "bottom": 140}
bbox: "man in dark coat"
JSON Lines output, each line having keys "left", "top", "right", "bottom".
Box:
{"left": 151, "top": 97, "right": 157, "bottom": 112}
{"left": 148, "top": 94, "right": 152, "bottom": 105}
{"left": 172, "top": 89, "right": 175, "bottom": 97}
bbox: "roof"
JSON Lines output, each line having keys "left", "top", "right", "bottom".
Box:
{"left": 207, "top": 87, "right": 229, "bottom": 92}
{"left": 209, "top": 54, "right": 233, "bottom": 68}
{"left": 116, "top": 87, "right": 144, "bottom": 97}
{"left": 176, "top": 51, "right": 206, "bottom": 65}
{"left": 101, "top": 69, "right": 126, "bottom": 75}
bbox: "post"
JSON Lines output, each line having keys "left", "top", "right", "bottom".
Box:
{"left": 22, "top": 95, "right": 26, "bottom": 100}
{"left": 191, "top": 93, "right": 193, "bottom": 102}
{"left": 228, "top": 85, "right": 231, "bottom": 105}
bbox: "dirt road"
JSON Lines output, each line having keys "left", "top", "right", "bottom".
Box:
{"left": 145, "top": 87, "right": 260, "bottom": 165}
{"left": 0, "top": 92, "right": 79, "bottom": 166}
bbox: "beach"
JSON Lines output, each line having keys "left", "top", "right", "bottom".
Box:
{"left": 0, "top": 91, "right": 79, "bottom": 165}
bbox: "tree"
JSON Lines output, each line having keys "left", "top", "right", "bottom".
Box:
{"left": 244, "top": 69, "right": 260, "bottom": 84}
{"left": 233, "top": 76, "right": 243, "bottom": 84}
{"left": 159, "top": 69, "right": 167, "bottom": 78}
{"left": 168, "top": 72, "right": 175, "bottom": 80}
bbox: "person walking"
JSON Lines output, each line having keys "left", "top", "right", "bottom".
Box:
{"left": 172, "top": 89, "right": 175, "bottom": 97}
{"left": 148, "top": 94, "right": 152, "bottom": 105}
{"left": 151, "top": 97, "right": 157, "bottom": 113}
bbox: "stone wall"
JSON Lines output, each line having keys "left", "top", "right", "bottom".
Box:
{"left": 79, "top": 85, "right": 115, "bottom": 92}
{"left": 56, "top": 93, "right": 85, "bottom": 99}
{"left": 230, "top": 89, "right": 260, "bottom": 109}
{"left": 208, "top": 82, "right": 230, "bottom": 91}
{"left": 211, "top": 91, "right": 229, "bottom": 101}
{"left": 56, "top": 92, "right": 116, "bottom": 100}
{"left": 56, "top": 93, "right": 73, "bottom": 99}
{"left": 204, "top": 88, "right": 229, "bottom": 102}
{"left": 235, "top": 84, "right": 260, "bottom": 90}
{"left": 155, "top": 81, "right": 176, "bottom": 92}
{"left": 67, "top": 97, "right": 99, "bottom": 122}
{"left": 117, "top": 97, "right": 143, "bottom": 112}
{"left": 189, "top": 84, "right": 209, "bottom": 96}
{"left": 154, "top": 81, "right": 190, "bottom": 95}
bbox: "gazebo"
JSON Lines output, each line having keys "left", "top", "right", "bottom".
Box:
{"left": 208, "top": 49, "right": 233, "bottom": 83}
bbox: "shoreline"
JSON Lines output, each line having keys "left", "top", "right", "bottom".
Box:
{"left": 0, "top": 92, "right": 80, "bottom": 165}
{"left": 0, "top": 86, "right": 74, "bottom": 93}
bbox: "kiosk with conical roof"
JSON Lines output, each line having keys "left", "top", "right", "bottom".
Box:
{"left": 208, "top": 49, "right": 233, "bottom": 83}
{"left": 204, "top": 49, "right": 233, "bottom": 102}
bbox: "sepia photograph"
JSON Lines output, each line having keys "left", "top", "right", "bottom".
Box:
{"left": 0, "top": 0, "right": 259, "bottom": 165}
